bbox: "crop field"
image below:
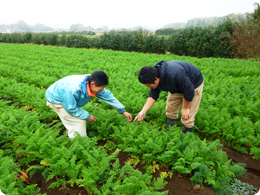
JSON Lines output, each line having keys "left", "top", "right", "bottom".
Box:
{"left": 0, "top": 43, "right": 260, "bottom": 195}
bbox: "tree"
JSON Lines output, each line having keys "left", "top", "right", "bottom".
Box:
{"left": 228, "top": 3, "right": 260, "bottom": 58}
{"left": 70, "top": 23, "right": 85, "bottom": 31}
{"left": 23, "top": 32, "right": 32, "bottom": 43}
{"left": 250, "top": 2, "right": 260, "bottom": 23}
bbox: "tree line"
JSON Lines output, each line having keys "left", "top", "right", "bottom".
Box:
{"left": 0, "top": 3, "right": 259, "bottom": 59}
{"left": 160, "top": 13, "right": 246, "bottom": 30}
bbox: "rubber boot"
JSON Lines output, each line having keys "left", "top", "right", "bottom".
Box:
{"left": 166, "top": 117, "right": 178, "bottom": 131}
{"left": 182, "top": 124, "right": 193, "bottom": 133}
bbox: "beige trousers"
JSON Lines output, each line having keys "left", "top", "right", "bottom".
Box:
{"left": 47, "top": 101, "right": 87, "bottom": 138}
{"left": 165, "top": 82, "right": 204, "bottom": 128}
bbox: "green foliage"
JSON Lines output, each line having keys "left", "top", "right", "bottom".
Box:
{"left": 110, "top": 163, "right": 167, "bottom": 195}
{"left": 0, "top": 150, "right": 19, "bottom": 195}
{"left": 64, "top": 34, "right": 89, "bottom": 48}
{"left": 31, "top": 33, "right": 46, "bottom": 45}
{"left": 166, "top": 20, "right": 235, "bottom": 58}
{"left": 142, "top": 35, "right": 166, "bottom": 54}
{"left": 160, "top": 13, "right": 246, "bottom": 30}
{"left": 230, "top": 179, "right": 259, "bottom": 195}
{"left": 0, "top": 43, "right": 259, "bottom": 195}
{"left": 0, "top": 11, "right": 258, "bottom": 59}
{"left": 0, "top": 103, "right": 167, "bottom": 194}
{"left": 155, "top": 28, "right": 181, "bottom": 35}
{"left": 0, "top": 21, "right": 239, "bottom": 58}
{"left": 19, "top": 184, "right": 42, "bottom": 195}
{"left": 45, "top": 33, "right": 58, "bottom": 45}
{"left": 226, "top": 3, "right": 260, "bottom": 58}
{"left": 23, "top": 32, "right": 32, "bottom": 43}
{"left": 250, "top": 147, "right": 260, "bottom": 159}
{"left": 249, "top": 2, "right": 260, "bottom": 23}
{"left": 58, "top": 30, "right": 95, "bottom": 36}
{"left": 0, "top": 150, "right": 43, "bottom": 195}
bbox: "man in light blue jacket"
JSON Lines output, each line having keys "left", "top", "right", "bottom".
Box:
{"left": 46, "top": 70, "right": 132, "bottom": 138}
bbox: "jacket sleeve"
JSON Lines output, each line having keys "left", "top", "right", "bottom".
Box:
{"left": 148, "top": 88, "right": 161, "bottom": 101}
{"left": 96, "top": 88, "right": 126, "bottom": 114}
{"left": 61, "top": 90, "right": 91, "bottom": 120}
{"left": 175, "top": 72, "right": 194, "bottom": 101}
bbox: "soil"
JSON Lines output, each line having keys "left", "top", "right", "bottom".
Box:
{"left": 27, "top": 145, "right": 260, "bottom": 195}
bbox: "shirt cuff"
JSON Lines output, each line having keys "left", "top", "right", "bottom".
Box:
{"left": 118, "top": 108, "right": 126, "bottom": 114}
{"left": 86, "top": 114, "right": 91, "bottom": 120}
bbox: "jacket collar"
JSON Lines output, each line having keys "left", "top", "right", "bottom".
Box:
{"left": 82, "top": 75, "right": 91, "bottom": 97}
{"left": 87, "top": 81, "right": 96, "bottom": 97}
{"left": 154, "top": 61, "right": 167, "bottom": 86}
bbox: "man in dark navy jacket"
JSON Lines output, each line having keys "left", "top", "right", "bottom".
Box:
{"left": 134, "top": 60, "right": 204, "bottom": 133}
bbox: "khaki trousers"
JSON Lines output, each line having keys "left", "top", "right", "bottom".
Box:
{"left": 47, "top": 101, "right": 87, "bottom": 138}
{"left": 165, "top": 82, "right": 204, "bottom": 128}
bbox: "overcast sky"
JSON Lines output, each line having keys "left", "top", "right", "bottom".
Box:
{"left": 0, "top": 0, "right": 259, "bottom": 30}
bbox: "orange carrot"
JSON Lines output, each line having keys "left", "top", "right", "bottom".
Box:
{"left": 20, "top": 171, "right": 29, "bottom": 180}
{"left": 17, "top": 172, "right": 31, "bottom": 184}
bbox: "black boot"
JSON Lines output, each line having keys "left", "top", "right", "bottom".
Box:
{"left": 182, "top": 124, "right": 193, "bottom": 133}
{"left": 166, "top": 117, "right": 178, "bottom": 130}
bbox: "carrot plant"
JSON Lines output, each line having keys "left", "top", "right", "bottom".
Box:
{"left": 1, "top": 43, "right": 260, "bottom": 194}
{"left": 1, "top": 99, "right": 168, "bottom": 194}
{"left": 0, "top": 150, "right": 43, "bottom": 195}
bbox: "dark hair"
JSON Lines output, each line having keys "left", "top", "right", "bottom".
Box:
{"left": 138, "top": 66, "right": 160, "bottom": 84}
{"left": 88, "top": 70, "right": 109, "bottom": 86}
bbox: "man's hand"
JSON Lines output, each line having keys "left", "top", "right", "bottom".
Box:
{"left": 88, "top": 115, "right": 96, "bottom": 122}
{"left": 181, "top": 108, "right": 190, "bottom": 120}
{"left": 134, "top": 110, "right": 146, "bottom": 121}
{"left": 123, "top": 112, "right": 132, "bottom": 122}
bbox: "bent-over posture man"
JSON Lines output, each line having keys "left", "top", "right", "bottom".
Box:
{"left": 134, "top": 61, "right": 203, "bottom": 133}
{"left": 46, "top": 71, "right": 132, "bottom": 138}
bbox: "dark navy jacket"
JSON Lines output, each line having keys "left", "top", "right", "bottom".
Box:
{"left": 149, "top": 61, "right": 203, "bottom": 102}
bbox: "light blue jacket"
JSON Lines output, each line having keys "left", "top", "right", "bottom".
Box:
{"left": 45, "top": 74, "right": 126, "bottom": 120}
